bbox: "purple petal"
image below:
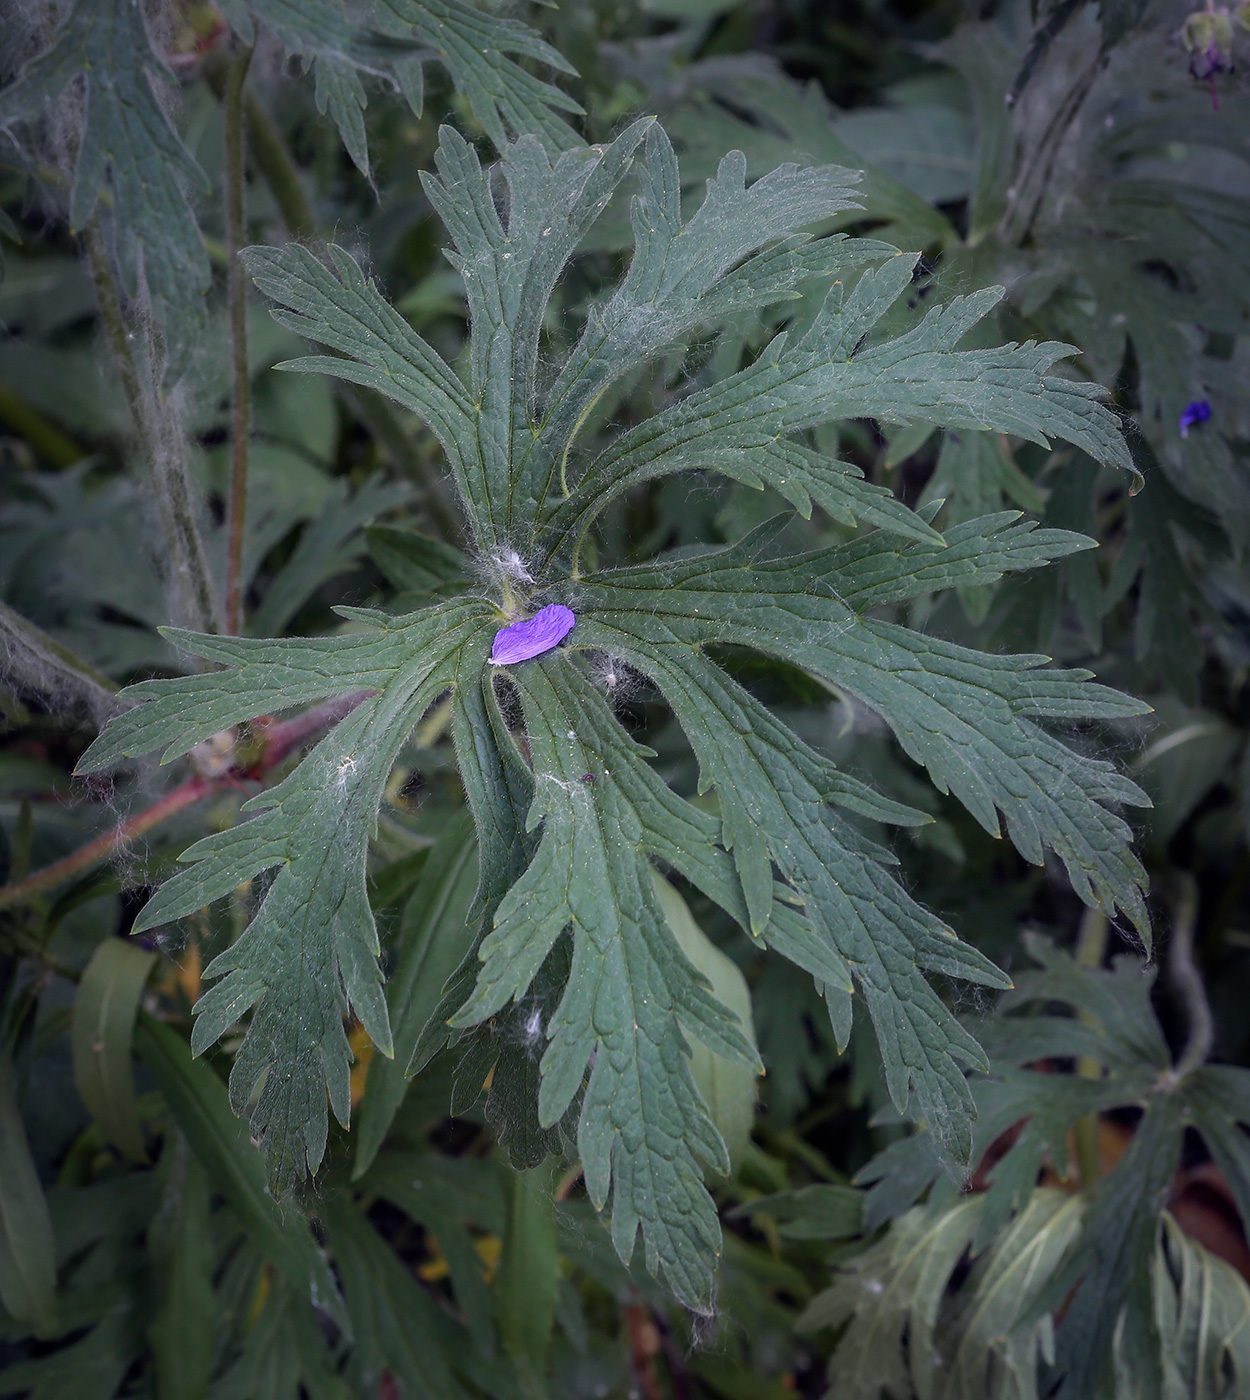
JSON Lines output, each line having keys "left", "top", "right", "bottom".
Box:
{"left": 1179, "top": 398, "right": 1212, "bottom": 438}
{"left": 489, "top": 604, "right": 576, "bottom": 665}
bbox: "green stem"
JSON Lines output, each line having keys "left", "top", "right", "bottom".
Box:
{"left": 224, "top": 41, "right": 255, "bottom": 636}
{"left": 0, "top": 381, "right": 85, "bottom": 468}
{"left": 82, "top": 223, "right": 221, "bottom": 634}
{"left": 243, "top": 93, "right": 318, "bottom": 240}
{"left": 1169, "top": 874, "right": 1214, "bottom": 1078}
{"left": 1072, "top": 905, "right": 1109, "bottom": 1192}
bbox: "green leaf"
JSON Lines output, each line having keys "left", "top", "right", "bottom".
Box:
{"left": 87, "top": 115, "right": 1150, "bottom": 1308}
{"left": 71, "top": 937, "right": 156, "bottom": 1163}
{"left": 415, "top": 118, "right": 656, "bottom": 543}
{"left": 1040, "top": 1098, "right": 1185, "bottom": 1398}
{"left": 354, "top": 809, "right": 480, "bottom": 1179}
{"left": 919, "top": 431, "right": 1046, "bottom": 527}
{"left": 205, "top": 1266, "right": 351, "bottom": 1400}
{"left": 798, "top": 1195, "right": 984, "bottom": 1399}
{"left": 234, "top": 0, "right": 583, "bottom": 157}
{"left": 938, "top": 1190, "right": 1085, "bottom": 1400}
{"left": 652, "top": 872, "right": 759, "bottom": 1172}
{"left": 320, "top": 1195, "right": 474, "bottom": 1400}
{"left": 250, "top": 476, "right": 410, "bottom": 638}
{"left": 133, "top": 1013, "right": 348, "bottom": 1334}
{"left": 147, "top": 1136, "right": 214, "bottom": 1400}
{"left": 1183, "top": 1065, "right": 1250, "bottom": 1257}
{"left": 856, "top": 935, "right": 1250, "bottom": 1396}
{"left": 0, "top": 0, "right": 210, "bottom": 357}
{"left": 1151, "top": 1214, "right": 1250, "bottom": 1400}
{"left": 450, "top": 658, "right": 762, "bottom": 1310}
{"left": 0, "top": 1301, "right": 141, "bottom": 1400}
{"left": 665, "top": 69, "right": 961, "bottom": 252}
{"left": 577, "top": 522, "right": 1151, "bottom": 944}
{"left": 496, "top": 1163, "right": 560, "bottom": 1397}
{"left": 734, "top": 1184, "right": 864, "bottom": 1241}
{"left": 357, "top": 1150, "right": 507, "bottom": 1362}
{"left": 0, "top": 1056, "right": 57, "bottom": 1338}
{"left": 366, "top": 524, "right": 471, "bottom": 601}
{"left": 549, "top": 252, "right": 1136, "bottom": 560}
{"left": 83, "top": 602, "right": 496, "bottom": 1190}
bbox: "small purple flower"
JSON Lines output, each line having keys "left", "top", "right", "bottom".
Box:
{"left": 1190, "top": 38, "right": 1232, "bottom": 80}
{"left": 489, "top": 603, "right": 576, "bottom": 665}
{"left": 1180, "top": 399, "right": 1212, "bottom": 438}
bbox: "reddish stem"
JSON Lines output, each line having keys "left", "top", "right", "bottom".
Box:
{"left": 0, "top": 777, "right": 211, "bottom": 912}
{"left": 0, "top": 690, "right": 377, "bottom": 912}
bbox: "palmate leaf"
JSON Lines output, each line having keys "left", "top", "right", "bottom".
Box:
{"left": 83, "top": 119, "right": 1149, "bottom": 1307}
{"left": 0, "top": 0, "right": 210, "bottom": 361}
{"left": 856, "top": 936, "right": 1250, "bottom": 1397}
{"left": 225, "top": 0, "right": 582, "bottom": 167}
{"left": 79, "top": 599, "right": 499, "bottom": 1186}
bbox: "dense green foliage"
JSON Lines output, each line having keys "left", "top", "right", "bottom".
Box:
{"left": 1, "top": 0, "right": 1248, "bottom": 1396}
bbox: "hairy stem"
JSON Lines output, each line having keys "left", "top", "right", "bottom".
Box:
{"left": 82, "top": 223, "right": 221, "bottom": 634}
{"left": 224, "top": 41, "right": 255, "bottom": 636}
{"left": 0, "top": 599, "right": 118, "bottom": 715}
{"left": 1169, "top": 873, "right": 1214, "bottom": 1077}
{"left": 0, "top": 776, "right": 212, "bottom": 913}
{"left": 0, "top": 690, "right": 376, "bottom": 912}
{"left": 1072, "top": 905, "right": 1109, "bottom": 1192}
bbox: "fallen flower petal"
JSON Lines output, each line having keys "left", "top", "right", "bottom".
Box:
{"left": 490, "top": 603, "right": 576, "bottom": 665}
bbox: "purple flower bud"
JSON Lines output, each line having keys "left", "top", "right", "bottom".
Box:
{"left": 489, "top": 603, "right": 576, "bottom": 665}
{"left": 1179, "top": 399, "right": 1212, "bottom": 438}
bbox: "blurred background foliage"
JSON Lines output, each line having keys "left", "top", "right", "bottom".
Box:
{"left": 1, "top": 0, "right": 1249, "bottom": 1395}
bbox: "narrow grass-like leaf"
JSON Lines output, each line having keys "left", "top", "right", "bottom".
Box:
{"left": 146, "top": 1137, "right": 213, "bottom": 1400}
{"left": 496, "top": 1163, "right": 560, "bottom": 1396}
{"left": 71, "top": 938, "right": 155, "bottom": 1163}
{"left": 0, "top": 1057, "right": 57, "bottom": 1337}
{"left": 133, "top": 1013, "right": 348, "bottom": 1334}
{"left": 320, "top": 1195, "right": 473, "bottom": 1400}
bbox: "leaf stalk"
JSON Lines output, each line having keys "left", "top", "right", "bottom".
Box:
{"left": 81, "top": 222, "right": 221, "bottom": 635}
{"left": 223, "top": 40, "right": 255, "bottom": 636}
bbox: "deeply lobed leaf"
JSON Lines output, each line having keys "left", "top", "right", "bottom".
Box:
{"left": 82, "top": 118, "right": 1152, "bottom": 1305}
